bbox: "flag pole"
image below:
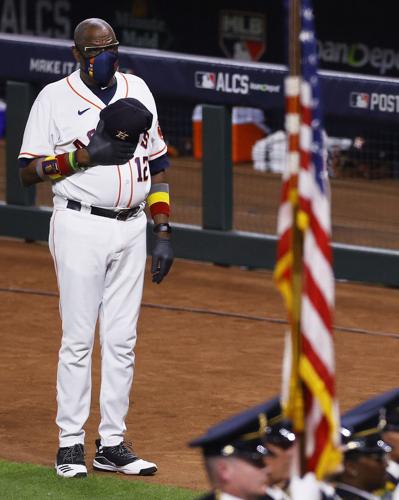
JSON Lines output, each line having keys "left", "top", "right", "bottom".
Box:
{"left": 288, "top": 0, "right": 306, "bottom": 477}
{"left": 289, "top": 0, "right": 301, "bottom": 77}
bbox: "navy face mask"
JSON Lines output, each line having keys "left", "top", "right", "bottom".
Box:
{"left": 84, "top": 50, "right": 119, "bottom": 87}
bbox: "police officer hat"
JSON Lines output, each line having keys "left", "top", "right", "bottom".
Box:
{"left": 189, "top": 401, "right": 269, "bottom": 460}
{"left": 189, "top": 397, "right": 295, "bottom": 460}
{"left": 378, "top": 387, "right": 399, "bottom": 432}
{"left": 340, "top": 390, "right": 399, "bottom": 456}
{"left": 344, "top": 387, "right": 399, "bottom": 434}
{"left": 99, "top": 97, "right": 153, "bottom": 144}
{"left": 263, "top": 396, "right": 295, "bottom": 449}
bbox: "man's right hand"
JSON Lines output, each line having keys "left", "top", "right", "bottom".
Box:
{"left": 84, "top": 120, "right": 136, "bottom": 166}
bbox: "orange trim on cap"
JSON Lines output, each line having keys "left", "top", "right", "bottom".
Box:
{"left": 115, "top": 165, "right": 122, "bottom": 207}
{"left": 66, "top": 76, "right": 103, "bottom": 110}
{"left": 19, "top": 152, "right": 42, "bottom": 158}
{"left": 149, "top": 144, "right": 167, "bottom": 158}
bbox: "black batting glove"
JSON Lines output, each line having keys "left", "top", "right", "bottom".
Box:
{"left": 86, "top": 120, "right": 136, "bottom": 166}
{"left": 151, "top": 236, "right": 174, "bottom": 284}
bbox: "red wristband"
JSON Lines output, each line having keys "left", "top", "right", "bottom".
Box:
{"left": 149, "top": 202, "right": 170, "bottom": 218}
{"left": 57, "top": 153, "right": 72, "bottom": 176}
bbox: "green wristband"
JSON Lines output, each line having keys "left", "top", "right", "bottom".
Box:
{"left": 68, "top": 151, "right": 80, "bottom": 171}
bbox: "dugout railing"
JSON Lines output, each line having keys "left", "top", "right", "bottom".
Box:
{"left": 0, "top": 34, "right": 398, "bottom": 286}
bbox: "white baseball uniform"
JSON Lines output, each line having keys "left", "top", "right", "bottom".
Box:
{"left": 19, "top": 69, "right": 167, "bottom": 447}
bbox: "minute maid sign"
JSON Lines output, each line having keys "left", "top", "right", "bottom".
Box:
{"left": 219, "top": 10, "right": 266, "bottom": 62}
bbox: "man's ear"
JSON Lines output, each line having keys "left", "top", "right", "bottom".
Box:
{"left": 216, "top": 458, "right": 233, "bottom": 483}
{"left": 72, "top": 46, "right": 82, "bottom": 64}
{"left": 345, "top": 459, "right": 359, "bottom": 478}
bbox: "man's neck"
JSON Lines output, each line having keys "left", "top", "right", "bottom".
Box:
{"left": 79, "top": 71, "right": 116, "bottom": 90}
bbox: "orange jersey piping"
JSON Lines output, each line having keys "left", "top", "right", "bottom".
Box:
{"left": 66, "top": 76, "right": 103, "bottom": 110}
{"left": 149, "top": 144, "right": 167, "bottom": 158}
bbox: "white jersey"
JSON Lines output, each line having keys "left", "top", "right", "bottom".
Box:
{"left": 19, "top": 70, "right": 167, "bottom": 209}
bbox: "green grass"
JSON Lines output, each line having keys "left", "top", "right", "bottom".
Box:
{"left": 0, "top": 460, "right": 199, "bottom": 499}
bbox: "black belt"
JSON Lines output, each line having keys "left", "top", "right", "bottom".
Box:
{"left": 66, "top": 199, "right": 142, "bottom": 221}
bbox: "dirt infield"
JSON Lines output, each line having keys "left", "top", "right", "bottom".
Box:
{"left": 0, "top": 238, "right": 399, "bottom": 491}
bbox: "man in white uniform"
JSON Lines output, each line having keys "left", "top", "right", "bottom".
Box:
{"left": 19, "top": 18, "right": 173, "bottom": 478}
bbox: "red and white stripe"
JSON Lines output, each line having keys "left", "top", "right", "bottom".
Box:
{"left": 274, "top": 76, "right": 301, "bottom": 310}
{"left": 298, "top": 79, "right": 339, "bottom": 472}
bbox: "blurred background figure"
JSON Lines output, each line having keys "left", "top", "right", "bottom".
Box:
{"left": 252, "top": 129, "right": 286, "bottom": 174}
{"left": 335, "top": 395, "right": 394, "bottom": 499}
{"left": 261, "top": 397, "right": 295, "bottom": 500}
{"left": 262, "top": 398, "right": 337, "bottom": 500}
{"left": 252, "top": 129, "right": 352, "bottom": 176}
{"left": 338, "top": 388, "right": 399, "bottom": 499}
{"left": 382, "top": 402, "right": 399, "bottom": 497}
{"left": 189, "top": 400, "right": 274, "bottom": 500}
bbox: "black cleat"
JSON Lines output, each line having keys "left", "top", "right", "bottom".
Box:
{"left": 93, "top": 439, "right": 157, "bottom": 475}
{"left": 55, "top": 444, "right": 87, "bottom": 478}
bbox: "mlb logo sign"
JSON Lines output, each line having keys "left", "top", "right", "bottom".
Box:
{"left": 195, "top": 72, "right": 216, "bottom": 90}
{"left": 350, "top": 92, "right": 370, "bottom": 109}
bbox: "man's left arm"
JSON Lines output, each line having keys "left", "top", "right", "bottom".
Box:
{"left": 148, "top": 166, "right": 174, "bottom": 284}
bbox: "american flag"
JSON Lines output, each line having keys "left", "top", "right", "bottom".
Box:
{"left": 274, "top": 0, "right": 342, "bottom": 479}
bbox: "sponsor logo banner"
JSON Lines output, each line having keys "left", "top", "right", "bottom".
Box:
{"left": 219, "top": 10, "right": 266, "bottom": 61}
{"left": 194, "top": 70, "right": 280, "bottom": 95}
{"left": 350, "top": 92, "right": 369, "bottom": 109}
{"left": 349, "top": 91, "right": 399, "bottom": 113}
{"left": 318, "top": 40, "right": 399, "bottom": 75}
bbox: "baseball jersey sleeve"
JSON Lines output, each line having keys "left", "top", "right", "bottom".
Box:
{"left": 148, "top": 119, "right": 167, "bottom": 161}
{"left": 146, "top": 95, "right": 167, "bottom": 161}
{"left": 19, "top": 88, "right": 58, "bottom": 160}
{"left": 149, "top": 153, "right": 170, "bottom": 176}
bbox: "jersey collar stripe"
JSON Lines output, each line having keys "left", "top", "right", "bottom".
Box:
{"left": 66, "top": 76, "right": 103, "bottom": 110}
{"left": 149, "top": 145, "right": 167, "bottom": 158}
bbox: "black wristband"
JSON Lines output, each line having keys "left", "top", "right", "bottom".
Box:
{"left": 153, "top": 222, "right": 172, "bottom": 234}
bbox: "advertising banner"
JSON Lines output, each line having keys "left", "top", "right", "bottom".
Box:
{"left": 1, "top": 0, "right": 398, "bottom": 77}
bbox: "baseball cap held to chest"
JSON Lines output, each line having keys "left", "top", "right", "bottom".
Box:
{"left": 100, "top": 98, "right": 153, "bottom": 144}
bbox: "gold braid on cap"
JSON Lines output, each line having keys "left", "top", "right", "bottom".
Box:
{"left": 378, "top": 408, "right": 387, "bottom": 430}
{"left": 237, "top": 413, "right": 268, "bottom": 442}
{"left": 221, "top": 413, "right": 268, "bottom": 456}
{"left": 353, "top": 426, "right": 382, "bottom": 439}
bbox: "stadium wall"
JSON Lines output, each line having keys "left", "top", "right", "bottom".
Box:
{"left": 0, "top": 34, "right": 398, "bottom": 286}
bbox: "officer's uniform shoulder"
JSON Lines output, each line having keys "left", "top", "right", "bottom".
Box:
{"left": 334, "top": 483, "right": 378, "bottom": 499}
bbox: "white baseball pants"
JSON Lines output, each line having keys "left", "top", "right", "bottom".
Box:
{"left": 49, "top": 202, "right": 147, "bottom": 447}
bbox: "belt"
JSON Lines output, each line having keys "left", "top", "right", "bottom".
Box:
{"left": 66, "top": 199, "right": 143, "bottom": 221}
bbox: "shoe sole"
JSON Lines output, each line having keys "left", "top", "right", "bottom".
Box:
{"left": 57, "top": 472, "right": 87, "bottom": 478}
{"left": 55, "top": 469, "right": 88, "bottom": 478}
{"left": 93, "top": 460, "right": 157, "bottom": 476}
